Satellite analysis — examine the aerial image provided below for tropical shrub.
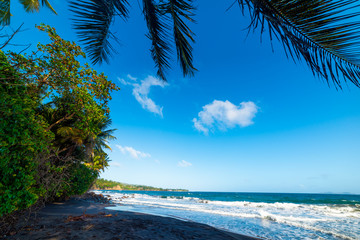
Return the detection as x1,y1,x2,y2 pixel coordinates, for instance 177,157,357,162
0,24,118,221
0,50,51,216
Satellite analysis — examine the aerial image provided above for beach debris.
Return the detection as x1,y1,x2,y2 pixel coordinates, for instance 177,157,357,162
65,214,93,222
65,212,114,222
73,192,111,203
82,224,95,230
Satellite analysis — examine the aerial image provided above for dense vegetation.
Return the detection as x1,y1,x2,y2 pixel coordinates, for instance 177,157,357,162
0,24,118,225
93,178,188,192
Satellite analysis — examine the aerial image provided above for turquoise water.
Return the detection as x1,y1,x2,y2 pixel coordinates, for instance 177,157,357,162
95,190,360,239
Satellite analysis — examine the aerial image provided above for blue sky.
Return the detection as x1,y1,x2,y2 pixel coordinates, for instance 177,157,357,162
7,1,360,193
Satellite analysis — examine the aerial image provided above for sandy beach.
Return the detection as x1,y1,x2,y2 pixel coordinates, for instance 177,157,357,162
5,197,260,240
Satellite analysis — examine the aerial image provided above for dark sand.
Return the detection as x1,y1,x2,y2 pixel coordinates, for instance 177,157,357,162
6,199,261,240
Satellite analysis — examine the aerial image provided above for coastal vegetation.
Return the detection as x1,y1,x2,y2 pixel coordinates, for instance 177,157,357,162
0,24,118,229
93,178,188,191
1,0,360,236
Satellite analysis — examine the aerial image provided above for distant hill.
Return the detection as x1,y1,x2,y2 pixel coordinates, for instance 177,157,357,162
92,178,188,192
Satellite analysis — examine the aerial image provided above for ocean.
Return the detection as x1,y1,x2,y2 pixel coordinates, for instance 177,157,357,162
93,190,360,240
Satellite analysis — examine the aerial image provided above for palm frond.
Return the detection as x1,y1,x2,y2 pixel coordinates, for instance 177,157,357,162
19,0,40,13
112,0,128,17
41,0,57,14
18,0,56,14
96,131,116,139
1,0,56,26
162,0,197,77
95,141,112,151
69,0,129,64
0,0,10,26
237,0,360,88
99,117,113,130
57,126,83,145
93,117,116,152
142,0,172,80
99,131,117,140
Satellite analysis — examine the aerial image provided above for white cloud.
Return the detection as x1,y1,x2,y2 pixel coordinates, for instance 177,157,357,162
127,74,137,81
118,75,167,117
116,145,151,159
110,162,122,168
177,160,192,167
193,100,258,134
154,159,160,164
193,118,209,135
118,77,130,86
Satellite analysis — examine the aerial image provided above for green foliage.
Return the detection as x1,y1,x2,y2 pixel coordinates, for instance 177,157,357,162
93,178,188,192
0,50,50,216
0,24,118,219
56,164,98,198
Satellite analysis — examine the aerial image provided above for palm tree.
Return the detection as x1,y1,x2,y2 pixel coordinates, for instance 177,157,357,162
235,0,360,89
94,117,117,152
84,117,117,171
41,102,116,170
68,0,197,81
82,117,117,160
2,0,360,88
0,0,56,25
69,0,360,88
51,115,116,164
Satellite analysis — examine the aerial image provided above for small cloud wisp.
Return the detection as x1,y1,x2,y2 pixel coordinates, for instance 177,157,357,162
118,75,167,117
177,160,192,167
116,145,151,159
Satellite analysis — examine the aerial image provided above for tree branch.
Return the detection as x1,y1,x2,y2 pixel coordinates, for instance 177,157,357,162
0,23,24,49
46,112,75,131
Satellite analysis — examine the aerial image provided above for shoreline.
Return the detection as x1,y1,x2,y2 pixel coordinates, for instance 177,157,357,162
6,197,261,240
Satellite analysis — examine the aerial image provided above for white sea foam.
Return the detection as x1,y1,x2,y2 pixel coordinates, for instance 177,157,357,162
94,191,360,240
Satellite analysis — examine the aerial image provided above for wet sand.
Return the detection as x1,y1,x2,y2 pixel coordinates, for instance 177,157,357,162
6,198,261,240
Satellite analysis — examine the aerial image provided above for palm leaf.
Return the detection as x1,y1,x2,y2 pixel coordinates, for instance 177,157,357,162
69,0,129,64
19,0,40,12
99,117,113,130
95,117,116,151
95,140,112,151
0,0,10,25
41,0,57,14
0,0,56,26
19,0,56,14
162,0,197,77
142,0,172,80
236,0,360,88
57,126,83,145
